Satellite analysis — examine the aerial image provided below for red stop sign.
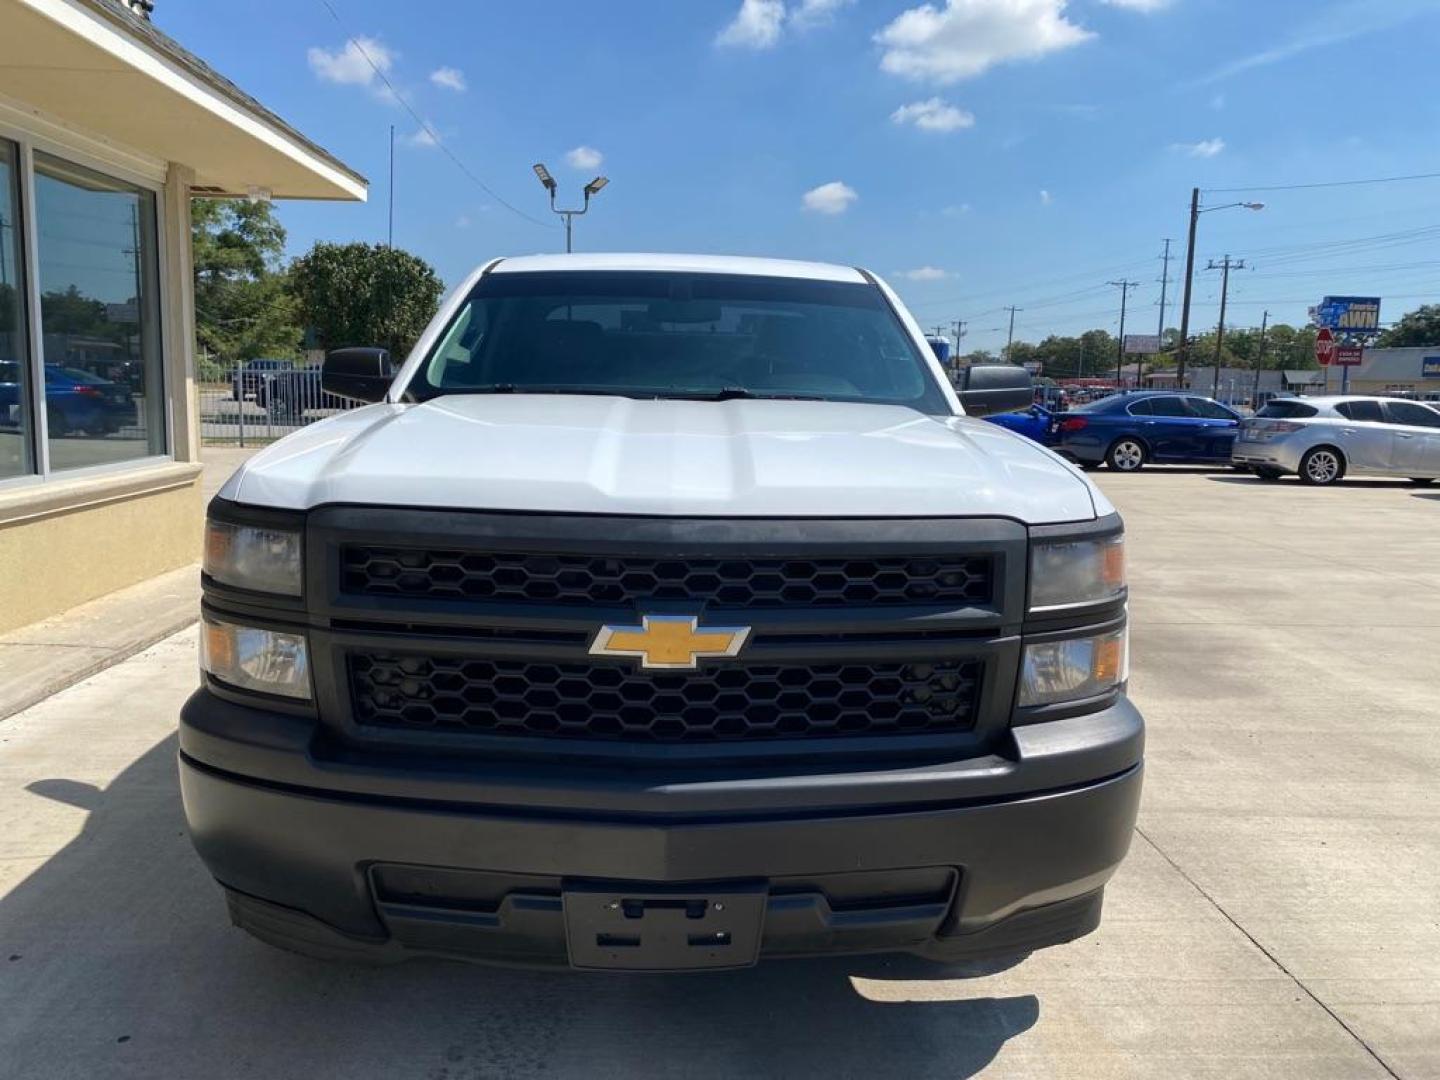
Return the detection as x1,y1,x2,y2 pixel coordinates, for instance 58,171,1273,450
1315,328,1336,366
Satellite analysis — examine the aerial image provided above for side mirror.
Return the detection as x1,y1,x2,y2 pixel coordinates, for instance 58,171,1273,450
955,364,1034,417
322,347,394,404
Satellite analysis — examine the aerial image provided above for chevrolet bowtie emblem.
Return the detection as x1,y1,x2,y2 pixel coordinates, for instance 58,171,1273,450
590,615,751,671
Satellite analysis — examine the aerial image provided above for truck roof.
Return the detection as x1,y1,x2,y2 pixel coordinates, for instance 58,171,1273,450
489,252,868,283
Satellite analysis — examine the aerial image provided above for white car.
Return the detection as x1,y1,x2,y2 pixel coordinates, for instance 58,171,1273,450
1234,395,1440,485
185,253,1144,971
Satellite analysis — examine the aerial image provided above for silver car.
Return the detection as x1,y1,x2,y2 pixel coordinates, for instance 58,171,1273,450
1233,395,1440,485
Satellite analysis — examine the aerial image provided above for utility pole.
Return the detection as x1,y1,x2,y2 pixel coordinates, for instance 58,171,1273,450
1177,188,1199,388
1252,309,1268,407
387,124,395,247
1003,306,1021,363
1206,255,1245,399
1156,238,1173,344
1108,280,1139,387
952,319,967,355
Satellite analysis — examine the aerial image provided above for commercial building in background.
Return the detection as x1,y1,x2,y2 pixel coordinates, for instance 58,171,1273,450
1340,347,1440,399
0,0,364,633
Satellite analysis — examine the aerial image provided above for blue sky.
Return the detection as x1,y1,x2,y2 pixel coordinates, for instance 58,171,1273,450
158,0,1440,354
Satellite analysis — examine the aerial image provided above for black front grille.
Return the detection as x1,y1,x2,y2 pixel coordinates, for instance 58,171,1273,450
340,548,993,609
349,652,982,743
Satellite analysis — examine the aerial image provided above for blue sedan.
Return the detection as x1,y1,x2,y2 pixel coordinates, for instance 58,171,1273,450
1053,391,1241,471
0,362,135,436
983,404,1055,445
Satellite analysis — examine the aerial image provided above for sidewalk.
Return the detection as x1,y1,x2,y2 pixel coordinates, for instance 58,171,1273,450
0,446,256,724
0,564,199,723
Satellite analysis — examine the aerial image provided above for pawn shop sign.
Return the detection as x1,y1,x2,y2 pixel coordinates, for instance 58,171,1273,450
1315,328,1336,366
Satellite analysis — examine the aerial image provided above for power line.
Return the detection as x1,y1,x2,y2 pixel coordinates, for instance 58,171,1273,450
317,0,555,230
1205,170,1440,195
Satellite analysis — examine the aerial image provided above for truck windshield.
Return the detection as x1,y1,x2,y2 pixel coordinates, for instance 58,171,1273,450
406,271,950,412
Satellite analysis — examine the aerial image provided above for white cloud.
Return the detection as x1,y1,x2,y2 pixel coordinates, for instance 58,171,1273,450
1190,0,1434,86
1174,137,1224,157
1039,188,1053,205
791,0,855,29
405,126,441,149
1100,0,1172,11
565,145,604,170
802,181,858,215
429,66,466,92
307,36,394,87
891,97,976,132
942,202,972,217
875,0,1094,84
899,266,950,281
716,0,786,48
1210,92,1226,110
455,214,472,229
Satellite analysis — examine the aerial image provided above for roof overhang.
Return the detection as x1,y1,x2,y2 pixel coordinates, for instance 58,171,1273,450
0,0,366,200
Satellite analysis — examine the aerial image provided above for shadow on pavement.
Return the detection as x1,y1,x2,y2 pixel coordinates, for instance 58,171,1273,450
1205,475,1436,489
1,735,1039,1079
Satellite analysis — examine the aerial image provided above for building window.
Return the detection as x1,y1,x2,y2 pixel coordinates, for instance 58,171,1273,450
0,137,31,480
34,153,164,469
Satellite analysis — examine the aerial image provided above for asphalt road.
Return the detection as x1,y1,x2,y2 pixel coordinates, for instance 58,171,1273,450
1,469,1436,1079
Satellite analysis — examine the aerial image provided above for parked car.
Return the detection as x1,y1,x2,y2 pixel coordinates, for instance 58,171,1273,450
185,252,1143,972
1233,395,1440,485
0,361,133,435
1053,390,1241,471
231,357,294,405
984,403,1055,444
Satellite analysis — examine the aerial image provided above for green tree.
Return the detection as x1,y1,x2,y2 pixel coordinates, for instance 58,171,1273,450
289,241,443,358
192,198,300,381
1377,304,1440,347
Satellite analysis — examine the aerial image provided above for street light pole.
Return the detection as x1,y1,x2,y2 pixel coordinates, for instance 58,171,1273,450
1156,237,1173,344
532,164,609,253
1252,309,1268,407
1108,280,1139,387
1177,189,1200,388
1176,190,1264,390
1003,306,1021,363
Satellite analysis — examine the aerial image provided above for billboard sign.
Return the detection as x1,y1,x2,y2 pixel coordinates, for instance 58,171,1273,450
1423,357,1440,378
1123,334,1161,355
1314,296,1381,332
1334,344,1363,367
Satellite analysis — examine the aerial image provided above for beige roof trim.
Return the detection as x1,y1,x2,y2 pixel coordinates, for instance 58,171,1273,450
10,0,367,200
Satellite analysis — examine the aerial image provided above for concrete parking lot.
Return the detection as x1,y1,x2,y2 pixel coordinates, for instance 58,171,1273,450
1,469,1436,1079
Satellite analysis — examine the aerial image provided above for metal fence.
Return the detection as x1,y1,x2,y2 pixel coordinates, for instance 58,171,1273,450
199,362,361,446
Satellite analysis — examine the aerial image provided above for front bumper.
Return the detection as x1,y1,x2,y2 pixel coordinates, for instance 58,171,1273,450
179,688,1143,969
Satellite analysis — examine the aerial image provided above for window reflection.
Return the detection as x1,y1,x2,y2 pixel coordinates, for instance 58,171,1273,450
35,154,164,469
0,138,30,479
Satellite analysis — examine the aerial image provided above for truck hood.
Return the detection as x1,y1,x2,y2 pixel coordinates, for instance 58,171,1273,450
219,396,1103,524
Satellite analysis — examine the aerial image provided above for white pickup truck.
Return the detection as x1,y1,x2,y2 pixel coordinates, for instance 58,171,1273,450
183,253,1142,971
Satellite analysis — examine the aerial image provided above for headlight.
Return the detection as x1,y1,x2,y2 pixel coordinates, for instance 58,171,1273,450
204,519,302,596
1030,533,1125,611
1018,626,1127,707
200,615,311,700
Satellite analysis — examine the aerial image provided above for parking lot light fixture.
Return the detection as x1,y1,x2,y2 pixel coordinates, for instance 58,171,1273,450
532,166,610,254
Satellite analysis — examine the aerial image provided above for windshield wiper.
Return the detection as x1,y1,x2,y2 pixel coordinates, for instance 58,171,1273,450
458,384,630,397
687,387,831,402
438,384,832,402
